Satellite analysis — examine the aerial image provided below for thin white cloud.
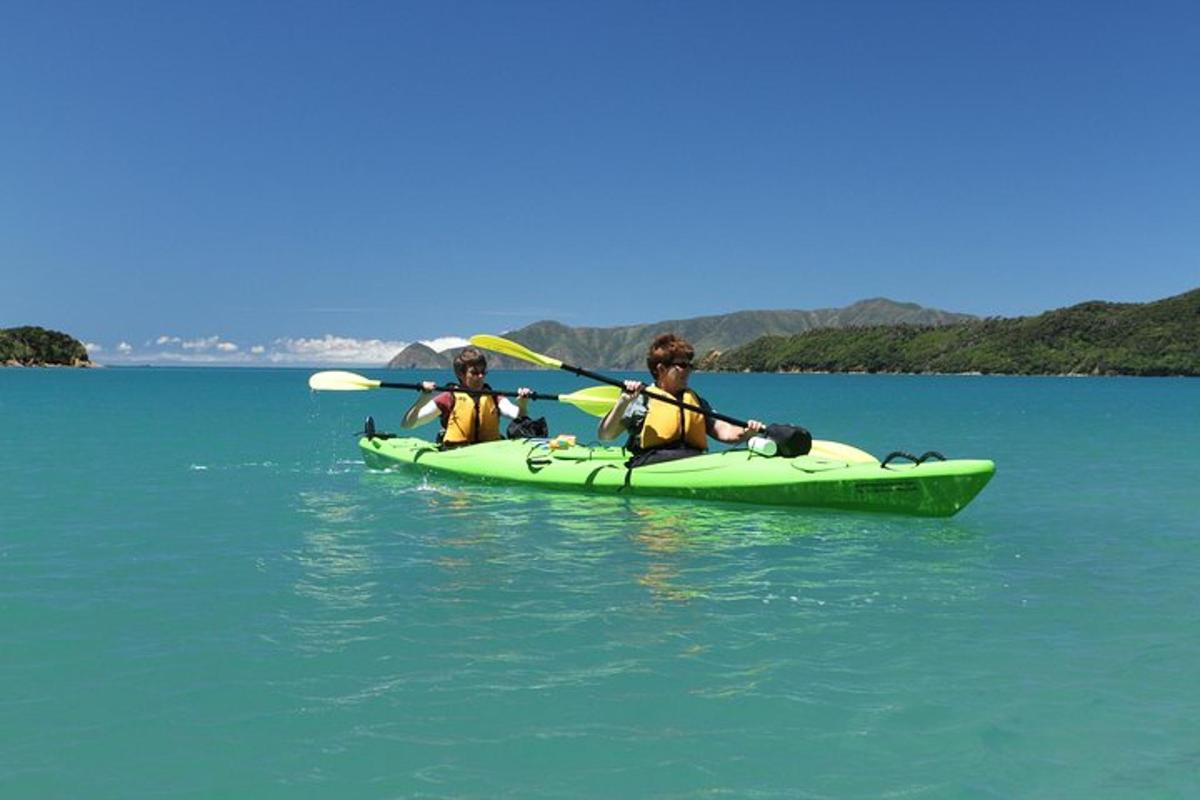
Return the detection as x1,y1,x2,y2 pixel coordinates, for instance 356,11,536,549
162,351,253,363
92,333,419,366
476,309,578,320
85,342,103,353
182,336,221,350
267,335,410,364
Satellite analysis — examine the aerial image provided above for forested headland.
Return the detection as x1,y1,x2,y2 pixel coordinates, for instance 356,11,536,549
1,326,91,367
702,289,1200,377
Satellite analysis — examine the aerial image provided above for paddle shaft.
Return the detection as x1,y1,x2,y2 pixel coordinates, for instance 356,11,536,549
553,364,752,428
378,380,566,402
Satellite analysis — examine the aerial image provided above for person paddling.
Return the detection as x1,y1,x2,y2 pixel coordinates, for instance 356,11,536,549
597,333,766,467
401,347,532,448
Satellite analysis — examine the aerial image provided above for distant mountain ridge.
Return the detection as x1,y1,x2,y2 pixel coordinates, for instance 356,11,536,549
385,342,539,371
705,288,1200,376
386,298,973,370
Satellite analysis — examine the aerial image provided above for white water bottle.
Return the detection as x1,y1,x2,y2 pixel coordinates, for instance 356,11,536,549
748,435,777,457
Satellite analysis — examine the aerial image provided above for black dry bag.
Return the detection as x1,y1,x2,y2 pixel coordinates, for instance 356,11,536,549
765,423,812,457
506,416,549,439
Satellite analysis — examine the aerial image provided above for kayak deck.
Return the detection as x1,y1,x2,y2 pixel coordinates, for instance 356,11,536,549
359,436,995,517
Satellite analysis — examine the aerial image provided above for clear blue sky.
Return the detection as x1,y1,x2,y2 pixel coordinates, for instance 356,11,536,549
3,0,1197,364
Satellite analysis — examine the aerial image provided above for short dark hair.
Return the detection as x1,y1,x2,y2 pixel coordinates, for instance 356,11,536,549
646,333,694,378
453,347,488,378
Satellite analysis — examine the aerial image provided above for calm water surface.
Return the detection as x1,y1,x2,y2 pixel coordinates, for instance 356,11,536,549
2,368,1197,798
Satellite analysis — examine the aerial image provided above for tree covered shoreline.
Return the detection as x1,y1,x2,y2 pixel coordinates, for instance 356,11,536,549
702,289,1200,377
1,326,91,367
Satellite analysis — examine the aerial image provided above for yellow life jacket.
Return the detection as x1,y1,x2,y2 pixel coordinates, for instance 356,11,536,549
639,386,708,452
442,390,501,446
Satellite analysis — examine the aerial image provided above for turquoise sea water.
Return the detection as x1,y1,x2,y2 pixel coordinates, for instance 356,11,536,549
3,367,1198,798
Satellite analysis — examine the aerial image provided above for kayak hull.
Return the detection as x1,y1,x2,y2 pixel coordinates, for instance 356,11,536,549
359,436,995,517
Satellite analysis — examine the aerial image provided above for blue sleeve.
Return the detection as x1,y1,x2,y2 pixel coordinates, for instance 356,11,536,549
699,396,717,434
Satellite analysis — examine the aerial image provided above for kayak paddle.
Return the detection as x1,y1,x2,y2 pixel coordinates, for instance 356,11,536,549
468,335,813,456
307,370,622,417
312,371,866,461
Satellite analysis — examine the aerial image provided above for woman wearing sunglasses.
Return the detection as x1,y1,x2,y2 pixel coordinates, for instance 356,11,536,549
597,333,765,467
401,347,532,448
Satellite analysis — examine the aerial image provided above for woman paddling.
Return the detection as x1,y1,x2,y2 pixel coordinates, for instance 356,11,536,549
597,333,765,467
401,347,532,448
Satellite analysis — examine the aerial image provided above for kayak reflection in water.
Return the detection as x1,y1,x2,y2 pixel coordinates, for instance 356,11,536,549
597,333,765,468
400,347,532,448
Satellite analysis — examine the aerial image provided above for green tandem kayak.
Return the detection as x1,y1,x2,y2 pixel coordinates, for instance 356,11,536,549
359,436,995,517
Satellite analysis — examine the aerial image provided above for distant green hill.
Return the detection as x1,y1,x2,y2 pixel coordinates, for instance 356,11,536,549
386,342,448,369
705,289,1200,376
0,326,90,366
388,299,974,371
385,342,539,372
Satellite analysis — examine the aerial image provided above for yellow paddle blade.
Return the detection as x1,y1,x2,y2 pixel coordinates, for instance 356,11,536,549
810,439,878,464
469,334,563,369
558,385,622,417
307,370,383,391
